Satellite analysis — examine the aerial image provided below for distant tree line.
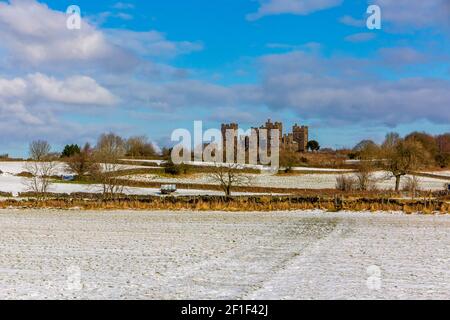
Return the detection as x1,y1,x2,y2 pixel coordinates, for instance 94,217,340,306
351,132,450,169
347,132,450,192
24,133,158,199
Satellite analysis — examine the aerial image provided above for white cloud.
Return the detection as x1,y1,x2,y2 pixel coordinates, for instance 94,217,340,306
0,0,201,73
111,47,450,128
345,32,376,42
0,73,117,127
208,107,265,123
378,47,426,66
247,0,449,30
339,15,365,28
253,50,450,126
116,79,236,111
106,30,203,58
266,42,322,52
372,0,450,31
0,0,137,71
27,73,118,106
0,101,43,125
112,2,135,10
247,0,343,21
89,11,134,25
0,77,27,98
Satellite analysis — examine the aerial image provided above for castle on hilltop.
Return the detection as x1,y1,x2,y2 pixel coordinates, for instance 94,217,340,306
221,119,309,152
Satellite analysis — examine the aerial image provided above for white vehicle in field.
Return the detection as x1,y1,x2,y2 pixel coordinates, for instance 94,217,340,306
160,184,177,195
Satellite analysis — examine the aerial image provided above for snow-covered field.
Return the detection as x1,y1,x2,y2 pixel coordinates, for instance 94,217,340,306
0,162,267,196
0,161,161,196
0,161,68,175
121,159,353,173
0,210,448,300
0,161,148,176
0,174,259,197
1,161,448,196
182,161,352,172
425,171,450,177
119,159,164,166
126,171,449,191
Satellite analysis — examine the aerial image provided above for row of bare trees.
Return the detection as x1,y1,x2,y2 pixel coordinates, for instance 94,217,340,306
352,132,450,168
65,133,157,199
338,132,438,193
24,134,157,199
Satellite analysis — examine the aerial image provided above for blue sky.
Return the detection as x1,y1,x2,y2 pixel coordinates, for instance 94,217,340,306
0,0,449,156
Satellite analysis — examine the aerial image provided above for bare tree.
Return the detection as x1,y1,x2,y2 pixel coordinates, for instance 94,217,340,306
125,135,156,158
355,165,374,191
29,140,51,161
402,175,420,199
92,133,127,199
96,133,126,158
209,163,251,197
66,143,99,177
382,132,401,149
354,142,379,191
336,175,356,191
382,138,430,192
23,161,58,198
24,143,57,198
92,167,125,199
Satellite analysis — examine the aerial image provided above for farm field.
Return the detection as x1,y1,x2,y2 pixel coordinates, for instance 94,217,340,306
0,174,266,197
1,161,448,197
0,210,448,300
425,171,450,177
125,171,449,191
0,162,256,196
0,161,150,175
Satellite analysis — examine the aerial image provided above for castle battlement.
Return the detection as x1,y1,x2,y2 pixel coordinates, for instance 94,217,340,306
221,120,309,152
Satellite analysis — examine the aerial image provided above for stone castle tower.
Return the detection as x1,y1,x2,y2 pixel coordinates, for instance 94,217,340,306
260,119,283,150
221,123,239,161
292,124,309,152
221,123,238,139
